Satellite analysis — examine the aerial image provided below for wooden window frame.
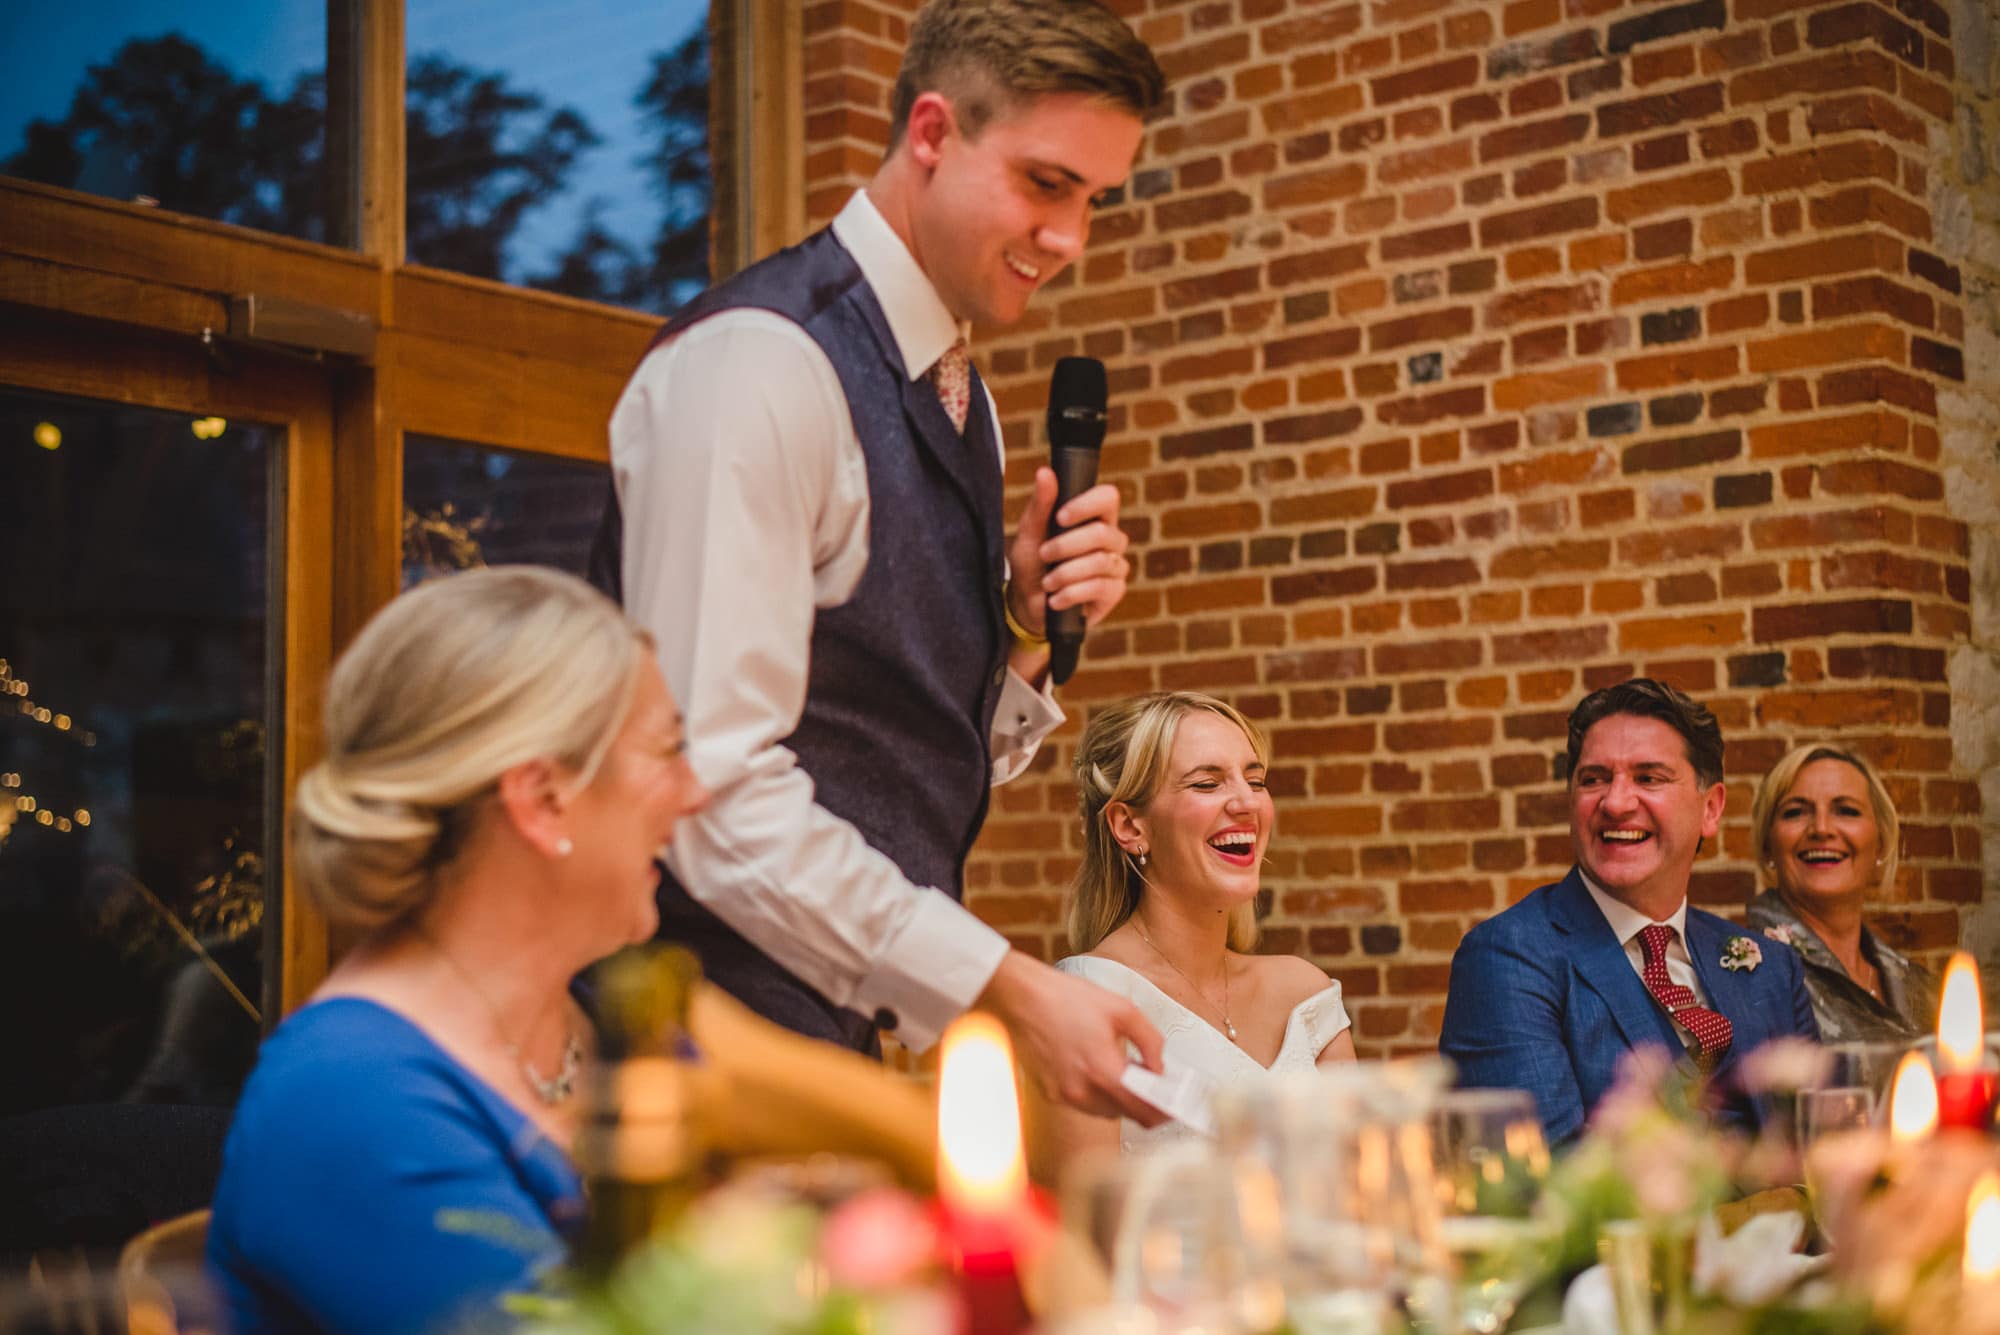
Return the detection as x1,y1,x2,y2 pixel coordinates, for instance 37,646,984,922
0,298,338,1022
0,0,797,1011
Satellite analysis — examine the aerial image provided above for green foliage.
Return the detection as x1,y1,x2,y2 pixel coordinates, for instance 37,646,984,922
1678,1296,1894,1335
523,1198,872,1335
1541,1056,1735,1280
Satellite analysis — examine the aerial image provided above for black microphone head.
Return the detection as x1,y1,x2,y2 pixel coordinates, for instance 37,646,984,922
1047,356,1108,452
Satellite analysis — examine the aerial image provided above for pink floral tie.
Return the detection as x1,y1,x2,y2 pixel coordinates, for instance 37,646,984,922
927,338,971,433
1637,924,1734,1070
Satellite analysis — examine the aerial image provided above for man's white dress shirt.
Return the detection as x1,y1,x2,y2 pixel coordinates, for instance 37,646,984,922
1580,872,1713,1049
608,190,1063,1051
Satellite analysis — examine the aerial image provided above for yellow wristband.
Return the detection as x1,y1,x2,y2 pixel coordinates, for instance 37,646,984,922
1003,587,1047,647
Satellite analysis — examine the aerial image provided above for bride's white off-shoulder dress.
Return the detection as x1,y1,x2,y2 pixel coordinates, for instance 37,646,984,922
1054,954,1352,1154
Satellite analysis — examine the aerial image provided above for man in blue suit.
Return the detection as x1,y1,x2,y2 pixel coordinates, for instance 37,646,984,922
1440,678,1818,1146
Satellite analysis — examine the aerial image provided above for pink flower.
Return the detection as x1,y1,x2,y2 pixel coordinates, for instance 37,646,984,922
1761,924,1799,948
1590,1048,1674,1138
820,1188,940,1291
1738,1037,1832,1095
1628,1132,1699,1216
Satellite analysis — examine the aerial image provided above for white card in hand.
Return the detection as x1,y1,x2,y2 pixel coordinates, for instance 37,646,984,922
1119,1062,1218,1137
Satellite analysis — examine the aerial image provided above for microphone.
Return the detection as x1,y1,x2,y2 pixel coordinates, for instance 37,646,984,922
1044,356,1107,686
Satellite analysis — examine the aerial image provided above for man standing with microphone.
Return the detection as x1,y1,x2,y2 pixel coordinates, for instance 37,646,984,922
595,0,1167,1127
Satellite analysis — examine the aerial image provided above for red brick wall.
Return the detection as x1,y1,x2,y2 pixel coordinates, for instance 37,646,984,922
801,0,1981,1057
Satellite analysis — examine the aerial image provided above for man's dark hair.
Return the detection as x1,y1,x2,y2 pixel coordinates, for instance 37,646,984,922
1566,678,1725,789
887,0,1168,152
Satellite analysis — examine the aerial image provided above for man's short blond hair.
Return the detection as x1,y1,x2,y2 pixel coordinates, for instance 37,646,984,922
888,0,1168,150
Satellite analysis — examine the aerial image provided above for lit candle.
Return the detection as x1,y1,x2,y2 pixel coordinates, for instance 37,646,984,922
1965,1172,2000,1332
1889,1050,1940,1146
1935,953,1998,1134
937,1012,1032,1335
1967,1172,2000,1283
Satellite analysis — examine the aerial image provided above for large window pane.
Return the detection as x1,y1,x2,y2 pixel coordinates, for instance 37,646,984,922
0,4,329,243
402,435,609,586
0,388,278,1121
404,0,711,314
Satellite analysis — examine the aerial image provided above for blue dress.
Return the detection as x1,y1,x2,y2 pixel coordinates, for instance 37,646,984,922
207,998,584,1335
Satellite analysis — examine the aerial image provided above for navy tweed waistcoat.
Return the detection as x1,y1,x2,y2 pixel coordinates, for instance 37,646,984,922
590,226,1012,1051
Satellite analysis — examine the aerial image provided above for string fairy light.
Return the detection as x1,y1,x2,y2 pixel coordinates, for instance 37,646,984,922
0,775,91,847
0,660,97,747
0,659,259,1025
0,658,99,849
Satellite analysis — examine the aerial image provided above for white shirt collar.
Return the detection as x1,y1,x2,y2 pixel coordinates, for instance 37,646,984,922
1579,869,1689,948
831,189,968,382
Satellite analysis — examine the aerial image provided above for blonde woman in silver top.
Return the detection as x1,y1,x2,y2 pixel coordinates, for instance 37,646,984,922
1746,742,1931,1043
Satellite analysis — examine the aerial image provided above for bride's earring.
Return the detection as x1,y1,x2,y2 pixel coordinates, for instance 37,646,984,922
1130,845,1148,869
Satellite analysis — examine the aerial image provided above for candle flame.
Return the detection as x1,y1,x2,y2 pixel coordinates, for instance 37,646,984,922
1967,1173,2000,1283
1889,1050,1939,1144
936,1012,1026,1211
1937,952,1986,1075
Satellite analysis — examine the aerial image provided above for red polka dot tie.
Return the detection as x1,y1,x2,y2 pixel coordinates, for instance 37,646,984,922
928,338,971,433
1637,923,1733,1070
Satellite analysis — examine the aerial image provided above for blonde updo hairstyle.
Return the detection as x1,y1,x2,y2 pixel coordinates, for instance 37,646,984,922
1066,691,1268,955
291,566,652,930
1750,742,1901,900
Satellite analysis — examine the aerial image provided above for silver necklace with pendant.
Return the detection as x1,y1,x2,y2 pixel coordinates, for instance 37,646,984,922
1133,921,1238,1042
515,1033,584,1107
420,930,584,1106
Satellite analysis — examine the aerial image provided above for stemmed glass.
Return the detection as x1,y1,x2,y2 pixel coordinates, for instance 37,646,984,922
1052,1144,1276,1334
1214,1062,1455,1335
1797,1085,1875,1146
1429,1089,1557,1335
1797,1083,1877,1232
1821,1040,1909,1122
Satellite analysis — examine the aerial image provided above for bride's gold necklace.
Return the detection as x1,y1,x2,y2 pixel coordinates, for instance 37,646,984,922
1132,921,1237,1043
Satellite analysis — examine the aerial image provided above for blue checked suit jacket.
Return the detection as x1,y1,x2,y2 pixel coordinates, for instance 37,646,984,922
1439,868,1820,1147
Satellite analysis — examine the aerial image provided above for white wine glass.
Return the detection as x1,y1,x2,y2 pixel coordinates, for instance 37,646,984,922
1054,1145,1273,1333
1821,1040,1908,1122
1798,1083,1877,1233
1430,1089,1556,1335
1797,1084,1874,1147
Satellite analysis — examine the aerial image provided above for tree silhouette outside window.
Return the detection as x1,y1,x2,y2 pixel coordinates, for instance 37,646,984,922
3,27,710,314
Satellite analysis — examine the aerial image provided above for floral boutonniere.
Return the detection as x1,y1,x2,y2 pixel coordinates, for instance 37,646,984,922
1760,923,1799,949
1721,936,1764,972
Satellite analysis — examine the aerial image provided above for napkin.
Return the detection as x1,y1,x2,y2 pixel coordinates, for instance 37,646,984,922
1561,1209,1827,1334
1119,1063,1217,1137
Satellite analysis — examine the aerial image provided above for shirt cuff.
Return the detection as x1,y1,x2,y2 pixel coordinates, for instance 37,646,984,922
990,668,1064,785
852,890,1011,1053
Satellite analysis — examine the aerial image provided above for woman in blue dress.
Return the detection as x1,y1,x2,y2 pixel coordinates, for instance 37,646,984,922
207,566,707,1335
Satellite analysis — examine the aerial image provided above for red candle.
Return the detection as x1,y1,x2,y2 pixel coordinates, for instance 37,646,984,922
1938,1070,2000,1133
937,1013,1035,1335
1933,953,1996,1134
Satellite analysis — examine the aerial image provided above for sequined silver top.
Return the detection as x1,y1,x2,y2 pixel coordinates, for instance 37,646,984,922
1744,889,1932,1044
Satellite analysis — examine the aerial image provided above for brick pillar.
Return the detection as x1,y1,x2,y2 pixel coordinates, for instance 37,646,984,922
1933,0,2000,969
800,0,1982,1057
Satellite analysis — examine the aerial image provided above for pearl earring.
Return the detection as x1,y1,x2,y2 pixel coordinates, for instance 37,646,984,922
1135,848,1148,868
555,837,574,857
